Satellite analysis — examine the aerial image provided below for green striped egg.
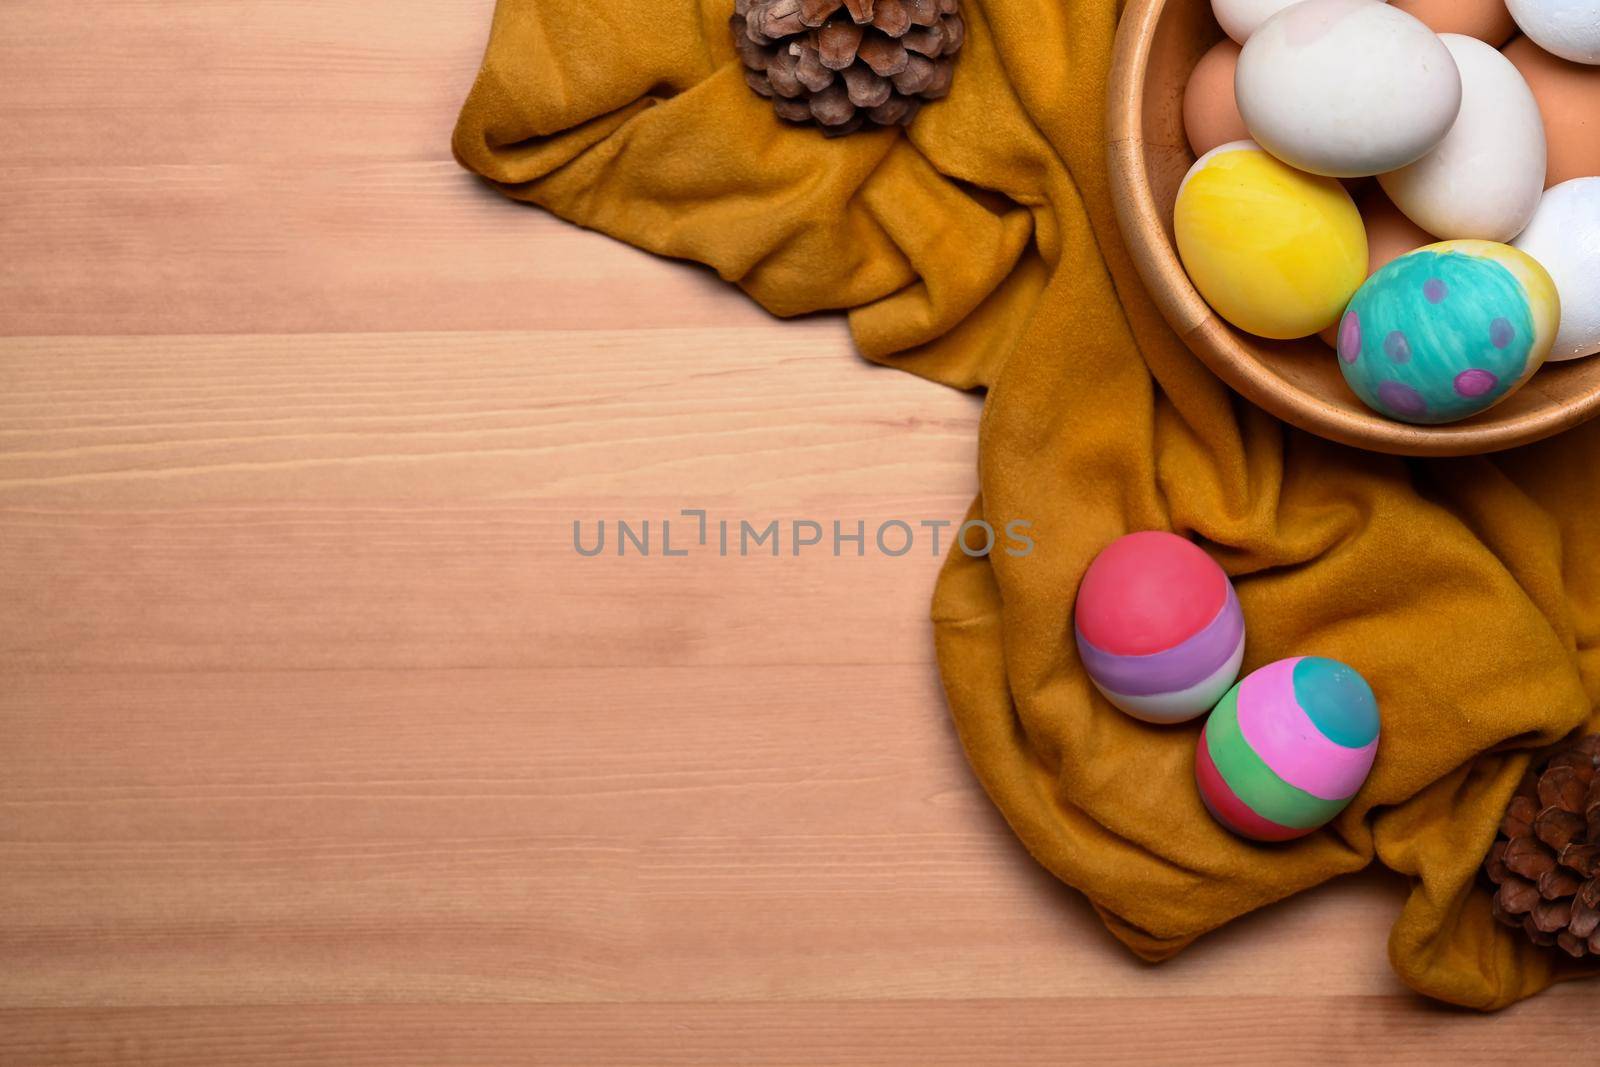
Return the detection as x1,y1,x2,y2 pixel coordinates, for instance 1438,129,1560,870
1196,657,1380,842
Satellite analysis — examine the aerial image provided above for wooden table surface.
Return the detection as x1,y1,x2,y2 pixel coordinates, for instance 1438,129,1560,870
0,2,1590,1062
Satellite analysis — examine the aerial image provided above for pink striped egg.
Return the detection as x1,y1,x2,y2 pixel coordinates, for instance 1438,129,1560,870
1074,532,1246,724
1197,657,1381,841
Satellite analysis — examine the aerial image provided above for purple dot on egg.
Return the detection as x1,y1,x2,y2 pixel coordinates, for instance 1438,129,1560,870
1383,330,1411,364
1337,311,1361,364
1423,278,1448,304
1454,369,1499,398
1490,317,1515,349
1377,380,1428,418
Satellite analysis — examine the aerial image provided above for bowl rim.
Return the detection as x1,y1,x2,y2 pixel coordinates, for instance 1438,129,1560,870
1106,0,1600,457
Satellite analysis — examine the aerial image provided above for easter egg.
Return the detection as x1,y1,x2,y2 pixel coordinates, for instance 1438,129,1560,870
1378,35,1546,242
1183,39,1249,156
1335,240,1560,423
1074,531,1245,725
1175,141,1367,339
1392,0,1517,45
1506,0,1600,64
1513,178,1600,360
1196,657,1380,842
1504,35,1600,187
1235,0,1462,178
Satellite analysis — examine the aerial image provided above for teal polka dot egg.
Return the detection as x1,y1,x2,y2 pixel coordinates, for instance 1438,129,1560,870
1334,240,1561,425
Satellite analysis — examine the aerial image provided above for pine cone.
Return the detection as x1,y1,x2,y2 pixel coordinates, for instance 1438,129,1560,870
731,0,964,137
1483,734,1600,959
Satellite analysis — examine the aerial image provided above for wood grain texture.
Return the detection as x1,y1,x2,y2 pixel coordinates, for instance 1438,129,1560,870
1,999,1592,1066
0,1,1589,1063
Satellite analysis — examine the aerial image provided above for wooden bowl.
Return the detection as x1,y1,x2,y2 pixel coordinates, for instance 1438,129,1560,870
1107,0,1600,456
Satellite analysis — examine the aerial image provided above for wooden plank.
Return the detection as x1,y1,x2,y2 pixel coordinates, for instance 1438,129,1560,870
0,167,783,336
1,997,1592,1066
0,328,971,499
0,0,495,166
0,329,978,671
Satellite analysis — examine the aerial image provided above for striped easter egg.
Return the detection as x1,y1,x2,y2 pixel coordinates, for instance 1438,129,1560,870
1073,531,1246,724
1196,657,1381,842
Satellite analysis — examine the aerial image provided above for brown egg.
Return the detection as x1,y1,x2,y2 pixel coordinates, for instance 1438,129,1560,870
1183,39,1248,158
1504,35,1600,188
1357,186,1438,271
1319,187,1436,346
1391,0,1516,45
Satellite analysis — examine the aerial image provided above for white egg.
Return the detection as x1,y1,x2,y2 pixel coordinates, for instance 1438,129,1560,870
1506,0,1600,65
1513,178,1600,361
1378,35,1546,243
1235,0,1462,178
1212,0,1329,43
1213,0,1292,44
1212,0,1391,44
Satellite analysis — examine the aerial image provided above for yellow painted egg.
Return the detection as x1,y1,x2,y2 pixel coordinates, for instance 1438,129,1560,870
1175,141,1368,339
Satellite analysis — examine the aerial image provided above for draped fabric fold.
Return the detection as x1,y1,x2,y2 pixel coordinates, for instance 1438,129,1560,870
454,0,1600,1008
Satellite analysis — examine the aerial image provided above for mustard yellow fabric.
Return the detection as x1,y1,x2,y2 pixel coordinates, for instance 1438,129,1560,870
454,0,1600,1009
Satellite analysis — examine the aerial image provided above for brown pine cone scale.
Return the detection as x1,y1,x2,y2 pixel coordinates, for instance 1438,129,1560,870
733,0,963,136
1484,734,1600,958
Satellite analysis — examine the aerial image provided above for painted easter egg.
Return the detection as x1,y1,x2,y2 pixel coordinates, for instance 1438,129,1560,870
1513,178,1600,361
1175,141,1367,339
1378,34,1546,243
1235,0,1462,178
1074,531,1245,725
1335,240,1560,423
1507,0,1600,64
1196,657,1380,842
